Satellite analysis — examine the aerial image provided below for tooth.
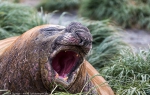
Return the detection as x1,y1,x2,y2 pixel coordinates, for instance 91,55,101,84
63,77,68,81
76,54,78,57
74,73,76,77
77,68,79,73
55,73,59,78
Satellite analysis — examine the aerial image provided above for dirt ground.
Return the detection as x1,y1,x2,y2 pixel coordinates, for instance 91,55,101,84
20,0,40,6
20,0,150,52
121,30,150,52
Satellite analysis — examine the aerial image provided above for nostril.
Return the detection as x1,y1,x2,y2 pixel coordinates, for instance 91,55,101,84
76,31,92,40
79,39,90,47
76,31,84,39
79,39,84,46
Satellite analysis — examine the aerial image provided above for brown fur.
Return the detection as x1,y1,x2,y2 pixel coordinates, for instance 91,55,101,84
0,25,114,95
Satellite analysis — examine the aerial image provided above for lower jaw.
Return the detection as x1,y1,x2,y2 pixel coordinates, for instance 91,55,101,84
41,61,79,91
53,67,80,88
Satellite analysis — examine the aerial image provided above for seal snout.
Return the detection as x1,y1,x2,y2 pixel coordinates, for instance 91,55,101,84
66,22,93,51
55,22,92,54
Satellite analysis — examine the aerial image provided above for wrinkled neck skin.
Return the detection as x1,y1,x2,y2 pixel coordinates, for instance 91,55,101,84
0,24,98,94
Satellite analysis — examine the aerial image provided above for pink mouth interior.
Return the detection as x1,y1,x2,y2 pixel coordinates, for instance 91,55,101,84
52,51,79,77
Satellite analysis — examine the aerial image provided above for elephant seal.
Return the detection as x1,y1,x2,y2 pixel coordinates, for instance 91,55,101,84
0,22,114,95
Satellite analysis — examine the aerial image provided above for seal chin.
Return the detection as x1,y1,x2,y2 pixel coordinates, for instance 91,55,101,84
51,50,83,87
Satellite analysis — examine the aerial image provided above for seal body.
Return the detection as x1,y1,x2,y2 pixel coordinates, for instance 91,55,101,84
0,22,98,94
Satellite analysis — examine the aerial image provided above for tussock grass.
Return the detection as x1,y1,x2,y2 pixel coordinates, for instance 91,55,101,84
37,0,80,12
0,1,49,40
138,0,150,4
79,0,127,20
100,49,150,95
0,28,13,40
79,0,150,30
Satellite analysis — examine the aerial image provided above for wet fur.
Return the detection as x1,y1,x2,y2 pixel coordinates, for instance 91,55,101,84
0,25,114,95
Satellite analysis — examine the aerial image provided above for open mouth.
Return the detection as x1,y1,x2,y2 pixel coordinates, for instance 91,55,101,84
51,50,82,82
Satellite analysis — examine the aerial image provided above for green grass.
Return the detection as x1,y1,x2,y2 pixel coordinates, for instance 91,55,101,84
0,1,49,40
79,0,150,30
0,28,13,40
100,49,150,95
79,0,128,20
137,0,150,4
37,0,80,12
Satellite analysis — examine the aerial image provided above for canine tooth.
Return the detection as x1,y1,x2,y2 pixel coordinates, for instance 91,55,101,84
77,68,79,73
74,73,76,77
55,73,59,78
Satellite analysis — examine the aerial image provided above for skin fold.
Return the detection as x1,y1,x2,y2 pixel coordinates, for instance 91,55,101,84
0,23,114,95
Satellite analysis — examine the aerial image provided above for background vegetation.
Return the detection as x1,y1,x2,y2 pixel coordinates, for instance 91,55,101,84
36,0,150,30
0,1,48,39
100,49,150,94
0,0,150,95
37,0,80,12
79,0,150,30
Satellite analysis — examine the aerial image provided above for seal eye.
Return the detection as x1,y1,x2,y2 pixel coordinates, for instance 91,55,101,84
40,27,64,37
51,50,80,78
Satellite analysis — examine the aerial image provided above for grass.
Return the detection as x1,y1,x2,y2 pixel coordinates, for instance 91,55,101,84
37,0,80,12
138,0,150,4
79,0,150,30
100,49,150,95
0,28,13,40
79,0,127,20
0,1,49,40
36,0,150,30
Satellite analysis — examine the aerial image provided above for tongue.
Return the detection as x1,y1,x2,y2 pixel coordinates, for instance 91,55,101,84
52,51,79,77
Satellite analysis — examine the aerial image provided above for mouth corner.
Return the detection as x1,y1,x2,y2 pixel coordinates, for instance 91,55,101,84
51,50,83,85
